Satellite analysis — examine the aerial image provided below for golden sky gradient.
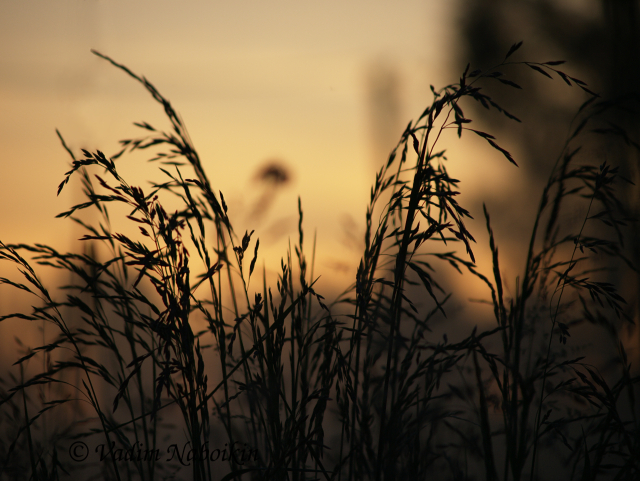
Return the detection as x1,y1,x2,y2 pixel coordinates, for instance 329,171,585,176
0,0,567,316
1,1,465,292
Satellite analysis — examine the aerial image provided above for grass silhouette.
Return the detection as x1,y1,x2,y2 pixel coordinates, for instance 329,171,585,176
1,42,639,481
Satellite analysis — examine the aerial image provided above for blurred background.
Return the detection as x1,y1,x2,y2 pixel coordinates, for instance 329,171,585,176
0,0,456,296
1,0,638,351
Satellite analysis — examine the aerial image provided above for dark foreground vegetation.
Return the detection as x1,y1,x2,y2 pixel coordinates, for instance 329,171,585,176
1,43,639,481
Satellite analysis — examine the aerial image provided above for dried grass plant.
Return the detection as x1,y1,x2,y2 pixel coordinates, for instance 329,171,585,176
1,42,639,481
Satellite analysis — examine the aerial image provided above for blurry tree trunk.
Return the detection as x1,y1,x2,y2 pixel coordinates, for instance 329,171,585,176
457,0,640,356
602,0,640,354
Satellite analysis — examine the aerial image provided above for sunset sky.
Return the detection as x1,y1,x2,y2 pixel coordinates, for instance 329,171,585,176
0,0,580,311
1,1,459,287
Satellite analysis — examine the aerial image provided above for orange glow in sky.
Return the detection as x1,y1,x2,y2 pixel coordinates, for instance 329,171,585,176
0,1,464,295
1,0,555,322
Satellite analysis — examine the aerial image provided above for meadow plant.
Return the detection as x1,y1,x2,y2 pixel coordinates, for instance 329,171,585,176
1,42,639,481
